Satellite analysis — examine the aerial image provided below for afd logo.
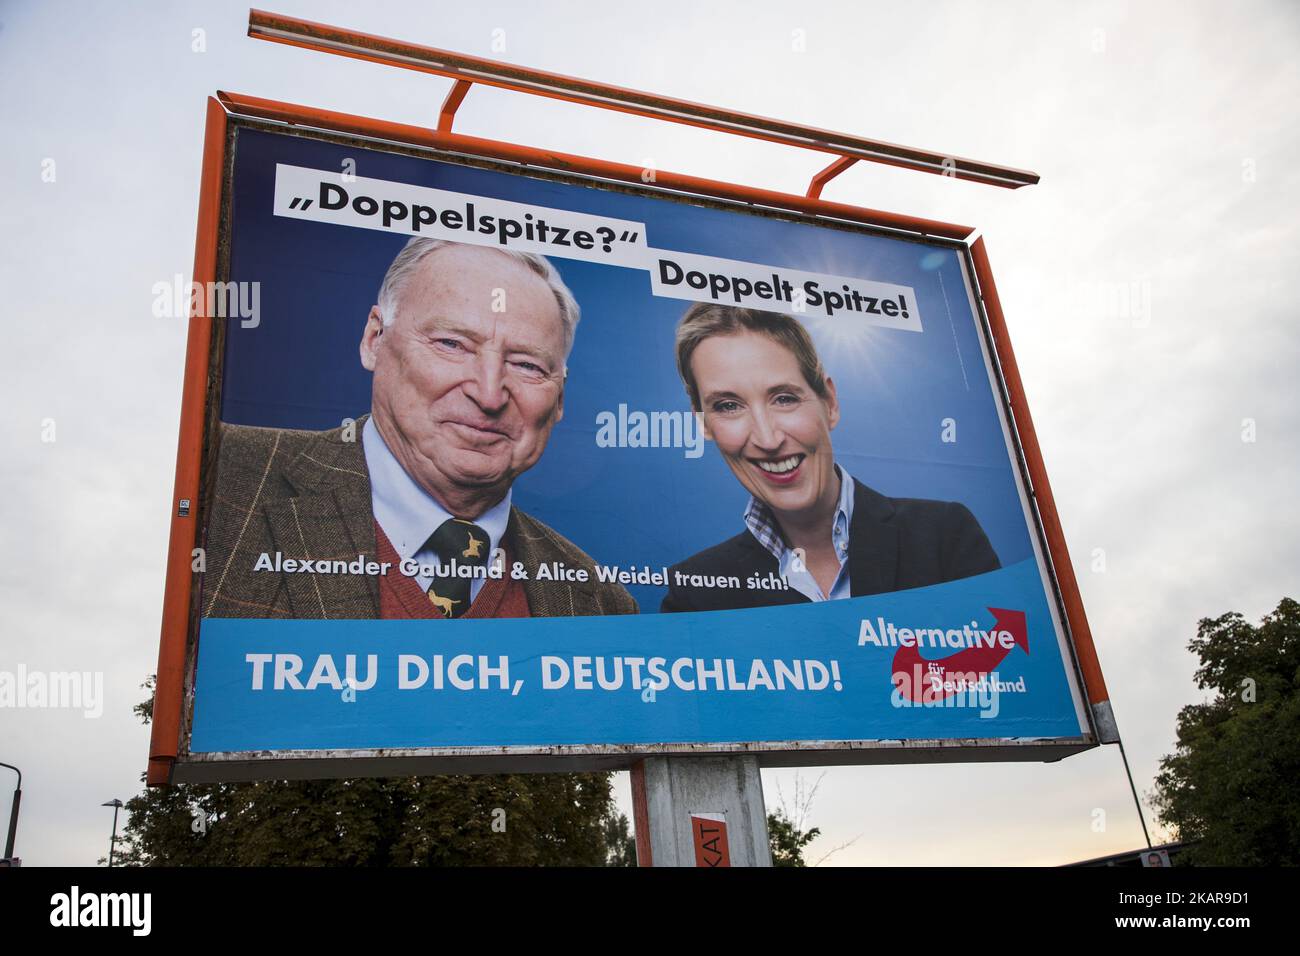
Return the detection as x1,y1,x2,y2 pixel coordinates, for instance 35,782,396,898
858,608,1029,709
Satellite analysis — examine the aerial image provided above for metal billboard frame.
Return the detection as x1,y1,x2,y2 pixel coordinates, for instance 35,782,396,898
148,13,1112,785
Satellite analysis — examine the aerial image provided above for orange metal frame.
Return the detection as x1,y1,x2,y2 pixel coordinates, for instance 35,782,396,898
148,13,1107,785
246,9,1039,193
149,97,225,787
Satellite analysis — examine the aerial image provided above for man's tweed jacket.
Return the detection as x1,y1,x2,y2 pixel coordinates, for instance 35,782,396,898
201,416,637,619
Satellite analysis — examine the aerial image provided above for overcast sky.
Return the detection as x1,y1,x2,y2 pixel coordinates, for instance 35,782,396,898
1,0,1297,866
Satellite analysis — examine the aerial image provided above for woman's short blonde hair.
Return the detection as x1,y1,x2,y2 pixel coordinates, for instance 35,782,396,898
675,303,829,411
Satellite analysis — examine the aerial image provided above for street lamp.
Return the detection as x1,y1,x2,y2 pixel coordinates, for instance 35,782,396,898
0,762,20,862
102,799,124,867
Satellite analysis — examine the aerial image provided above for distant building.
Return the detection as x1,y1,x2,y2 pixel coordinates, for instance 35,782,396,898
1064,841,1194,867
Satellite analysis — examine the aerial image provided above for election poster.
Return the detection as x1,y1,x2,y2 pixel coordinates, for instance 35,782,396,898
160,106,1100,780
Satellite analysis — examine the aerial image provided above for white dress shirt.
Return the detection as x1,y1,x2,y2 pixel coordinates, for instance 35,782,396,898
742,463,856,602
362,417,511,602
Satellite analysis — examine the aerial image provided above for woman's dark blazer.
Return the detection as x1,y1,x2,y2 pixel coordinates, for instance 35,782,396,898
660,479,1001,613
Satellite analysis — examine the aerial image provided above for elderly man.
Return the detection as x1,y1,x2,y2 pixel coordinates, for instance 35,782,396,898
201,238,635,620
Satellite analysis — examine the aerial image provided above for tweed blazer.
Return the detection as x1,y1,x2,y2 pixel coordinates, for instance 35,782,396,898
201,416,637,619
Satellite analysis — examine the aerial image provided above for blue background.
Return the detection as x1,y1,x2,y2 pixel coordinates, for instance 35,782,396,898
222,128,1034,614
191,560,1085,751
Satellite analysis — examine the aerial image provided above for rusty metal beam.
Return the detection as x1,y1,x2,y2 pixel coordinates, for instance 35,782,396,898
216,90,978,241
437,77,472,133
807,155,859,199
247,8,1040,190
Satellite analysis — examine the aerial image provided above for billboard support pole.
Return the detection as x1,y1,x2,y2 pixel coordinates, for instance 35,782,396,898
0,762,20,861
631,756,772,867
1117,738,1154,848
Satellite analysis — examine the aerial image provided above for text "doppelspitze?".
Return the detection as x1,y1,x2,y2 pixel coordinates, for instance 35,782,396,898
273,165,922,331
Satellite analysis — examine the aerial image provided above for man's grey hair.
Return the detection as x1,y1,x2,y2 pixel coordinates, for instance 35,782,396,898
375,237,580,361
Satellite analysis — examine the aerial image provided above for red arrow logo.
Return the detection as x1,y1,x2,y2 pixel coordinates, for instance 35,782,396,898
891,607,1028,703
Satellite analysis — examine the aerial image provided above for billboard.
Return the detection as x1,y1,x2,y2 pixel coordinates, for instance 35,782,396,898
155,98,1104,782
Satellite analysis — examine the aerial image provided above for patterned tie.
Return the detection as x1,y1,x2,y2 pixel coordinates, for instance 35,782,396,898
423,518,491,618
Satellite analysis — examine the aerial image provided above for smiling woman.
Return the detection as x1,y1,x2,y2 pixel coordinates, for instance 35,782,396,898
660,303,1002,613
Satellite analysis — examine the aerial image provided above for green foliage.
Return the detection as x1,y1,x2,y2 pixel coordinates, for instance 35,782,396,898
767,808,820,867
116,679,621,866
1151,597,1300,866
602,810,637,867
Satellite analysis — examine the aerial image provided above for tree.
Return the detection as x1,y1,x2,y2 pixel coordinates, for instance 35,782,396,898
113,678,622,866
767,807,820,867
1151,597,1300,866
602,810,637,866
765,771,858,866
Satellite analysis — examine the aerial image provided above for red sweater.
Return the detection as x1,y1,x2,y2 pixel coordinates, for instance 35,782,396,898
375,521,531,619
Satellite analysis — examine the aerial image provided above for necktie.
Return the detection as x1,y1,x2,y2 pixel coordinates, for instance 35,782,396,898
423,518,491,618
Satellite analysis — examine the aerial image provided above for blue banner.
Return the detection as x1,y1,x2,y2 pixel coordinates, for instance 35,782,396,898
193,560,1084,751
